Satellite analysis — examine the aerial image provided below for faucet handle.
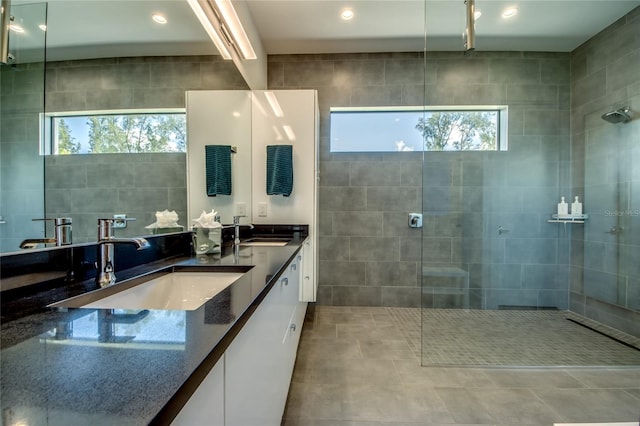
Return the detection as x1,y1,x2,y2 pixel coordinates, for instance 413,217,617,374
31,218,73,246
97,217,136,240
98,217,136,229
33,217,72,226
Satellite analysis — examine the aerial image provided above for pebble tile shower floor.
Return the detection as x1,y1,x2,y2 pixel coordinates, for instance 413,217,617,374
391,308,640,366
282,306,640,426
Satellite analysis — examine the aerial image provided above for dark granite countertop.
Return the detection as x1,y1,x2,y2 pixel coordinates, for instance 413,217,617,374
0,240,304,425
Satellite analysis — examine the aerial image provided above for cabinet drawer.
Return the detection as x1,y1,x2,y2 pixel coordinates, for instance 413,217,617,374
283,302,307,346
281,266,299,307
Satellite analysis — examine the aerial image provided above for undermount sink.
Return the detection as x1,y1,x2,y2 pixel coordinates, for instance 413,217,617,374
50,271,246,311
239,237,291,247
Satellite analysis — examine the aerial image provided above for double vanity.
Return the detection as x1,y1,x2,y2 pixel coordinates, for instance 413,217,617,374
0,229,309,425
1,88,318,425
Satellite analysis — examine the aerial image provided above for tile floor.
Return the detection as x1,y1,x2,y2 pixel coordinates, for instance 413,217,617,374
282,306,640,426
388,308,640,366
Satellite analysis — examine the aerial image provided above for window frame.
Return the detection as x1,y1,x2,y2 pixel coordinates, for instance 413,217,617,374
41,108,186,155
329,105,508,153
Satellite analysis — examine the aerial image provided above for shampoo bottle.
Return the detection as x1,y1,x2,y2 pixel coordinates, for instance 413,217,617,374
557,197,569,217
571,196,582,216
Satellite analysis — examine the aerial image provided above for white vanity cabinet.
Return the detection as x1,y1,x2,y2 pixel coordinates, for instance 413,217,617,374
225,251,306,426
251,90,318,303
169,248,307,425
283,251,306,366
171,355,224,426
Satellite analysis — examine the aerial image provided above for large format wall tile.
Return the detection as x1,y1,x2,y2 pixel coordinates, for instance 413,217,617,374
570,7,640,335
45,153,186,243
270,50,572,307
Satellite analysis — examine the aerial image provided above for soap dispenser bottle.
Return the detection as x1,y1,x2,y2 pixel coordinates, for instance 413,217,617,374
571,196,582,216
557,197,569,217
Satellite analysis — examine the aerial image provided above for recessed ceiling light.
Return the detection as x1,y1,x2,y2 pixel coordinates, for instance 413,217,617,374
501,7,518,18
341,8,354,21
38,24,47,31
152,13,167,24
474,10,482,20
9,24,24,33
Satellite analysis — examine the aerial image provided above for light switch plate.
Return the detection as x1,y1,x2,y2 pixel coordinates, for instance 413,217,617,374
258,202,268,217
236,202,246,217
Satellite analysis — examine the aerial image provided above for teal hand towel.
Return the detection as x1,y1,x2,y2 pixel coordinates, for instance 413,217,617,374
205,145,232,196
266,145,293,197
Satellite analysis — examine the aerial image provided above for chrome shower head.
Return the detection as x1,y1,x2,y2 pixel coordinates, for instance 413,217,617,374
601,106,632,124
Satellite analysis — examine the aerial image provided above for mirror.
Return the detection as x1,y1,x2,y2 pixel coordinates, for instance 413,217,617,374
0,1,249,253
0,2,47,253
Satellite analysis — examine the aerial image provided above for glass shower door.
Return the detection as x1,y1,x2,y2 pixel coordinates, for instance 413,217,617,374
420,145,575,367
418,52,573,366
419,63,638,366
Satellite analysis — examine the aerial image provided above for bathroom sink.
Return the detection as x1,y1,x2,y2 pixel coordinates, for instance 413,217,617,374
50,271,245,311
239,237,291,247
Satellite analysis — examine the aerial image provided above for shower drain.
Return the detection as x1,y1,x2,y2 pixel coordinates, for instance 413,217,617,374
566,318,640,352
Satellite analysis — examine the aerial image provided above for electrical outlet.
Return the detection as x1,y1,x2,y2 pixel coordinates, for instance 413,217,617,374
258,202,268,217
113,214,127,228
236,202,246,217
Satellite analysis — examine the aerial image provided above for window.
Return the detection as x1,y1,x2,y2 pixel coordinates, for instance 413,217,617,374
330,106,507,153
46,110,186,155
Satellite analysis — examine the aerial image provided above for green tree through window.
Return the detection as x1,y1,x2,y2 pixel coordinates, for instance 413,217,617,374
415,111,497,151
53,113,186,154
56,119,81,154
330,107,504,152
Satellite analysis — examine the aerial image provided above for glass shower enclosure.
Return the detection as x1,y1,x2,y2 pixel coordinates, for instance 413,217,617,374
419,49,640,367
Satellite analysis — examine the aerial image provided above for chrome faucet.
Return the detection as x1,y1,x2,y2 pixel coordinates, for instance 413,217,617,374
20,217,73,249
232,215,254,245
96,218,150,287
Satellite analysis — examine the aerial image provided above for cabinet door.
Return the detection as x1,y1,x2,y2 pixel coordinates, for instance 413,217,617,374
282,253,307,386
300,239,316,302
280,256,301,330
171,355,224,426
225,280,288,426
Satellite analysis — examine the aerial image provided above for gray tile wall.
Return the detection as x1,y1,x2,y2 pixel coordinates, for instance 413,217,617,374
45,55,247,112
43,56,248,243
268,51,571,309
45,153,186,242
570,7,640,337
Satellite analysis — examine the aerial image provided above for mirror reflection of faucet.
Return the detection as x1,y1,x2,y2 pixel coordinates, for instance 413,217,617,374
96,218,150,287
230,215,254,245
98,309,150,343
20,217,73,249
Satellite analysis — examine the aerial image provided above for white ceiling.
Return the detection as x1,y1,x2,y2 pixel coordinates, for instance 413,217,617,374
8,0,640,62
